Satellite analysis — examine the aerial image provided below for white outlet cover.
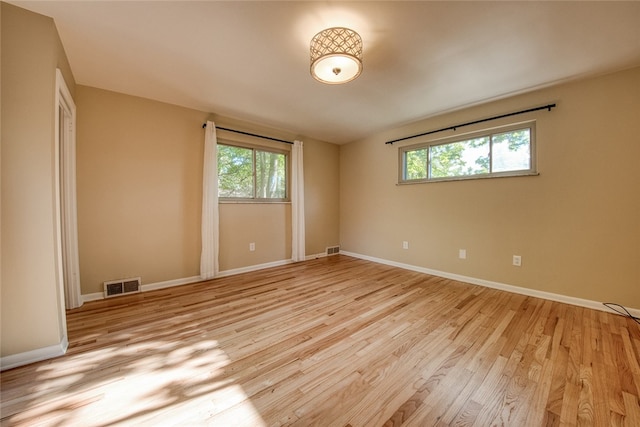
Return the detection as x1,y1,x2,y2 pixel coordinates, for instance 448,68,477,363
402,241,409,249
459,249,466,259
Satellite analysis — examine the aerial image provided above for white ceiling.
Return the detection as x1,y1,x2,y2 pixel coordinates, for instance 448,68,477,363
9,1,640,144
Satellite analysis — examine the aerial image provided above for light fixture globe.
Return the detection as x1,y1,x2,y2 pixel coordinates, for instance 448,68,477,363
310,27,363,84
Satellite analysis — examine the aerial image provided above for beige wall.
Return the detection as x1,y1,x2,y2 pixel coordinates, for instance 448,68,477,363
76,86,340,295
219,203,291,271
1,3,76,357
76,86,208,294
304,136,341,256
340,66,640,310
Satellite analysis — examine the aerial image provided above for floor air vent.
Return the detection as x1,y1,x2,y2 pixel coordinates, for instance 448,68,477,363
326,246,340,256
104,277,141,298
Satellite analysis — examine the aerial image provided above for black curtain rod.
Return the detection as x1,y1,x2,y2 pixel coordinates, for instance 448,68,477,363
385,103,556,145
202,123,293,145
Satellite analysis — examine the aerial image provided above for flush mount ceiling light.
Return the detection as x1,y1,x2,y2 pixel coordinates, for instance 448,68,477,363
310,27,363,84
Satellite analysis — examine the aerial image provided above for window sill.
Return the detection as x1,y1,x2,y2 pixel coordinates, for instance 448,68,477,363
397,171,539,185
219,199,291,204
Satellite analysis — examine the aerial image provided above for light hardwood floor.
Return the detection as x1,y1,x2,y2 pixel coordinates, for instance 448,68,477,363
1,255,639,426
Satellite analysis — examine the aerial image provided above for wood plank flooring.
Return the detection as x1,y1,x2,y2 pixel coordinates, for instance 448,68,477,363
1,255,639,426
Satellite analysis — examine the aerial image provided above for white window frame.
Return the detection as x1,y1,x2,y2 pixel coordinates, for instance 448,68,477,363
217,140,290,203
399,121,537,184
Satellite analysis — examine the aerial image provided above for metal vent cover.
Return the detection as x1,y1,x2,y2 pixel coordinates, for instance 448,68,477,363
326,246,340,256
104,277,141,298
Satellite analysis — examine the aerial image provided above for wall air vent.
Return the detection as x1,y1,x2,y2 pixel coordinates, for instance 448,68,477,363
104,277,141,298
326,246,340,256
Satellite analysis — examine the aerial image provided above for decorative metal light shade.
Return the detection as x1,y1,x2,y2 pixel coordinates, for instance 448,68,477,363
310,27,363,84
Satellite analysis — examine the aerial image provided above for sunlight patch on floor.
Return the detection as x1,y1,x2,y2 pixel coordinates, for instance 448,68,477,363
9,338,266,426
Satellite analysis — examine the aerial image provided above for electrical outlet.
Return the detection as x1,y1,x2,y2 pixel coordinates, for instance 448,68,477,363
459,249,467,259
513,255,522,267
402,241,409,250
249,242,255,252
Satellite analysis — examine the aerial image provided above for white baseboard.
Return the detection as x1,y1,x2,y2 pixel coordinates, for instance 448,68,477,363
82,291,104,303
1,336,68,372
340,250,640,318
142,275,202,292
216,259,294,278
81,260,295,302
82,276,202,302
305,252,328,260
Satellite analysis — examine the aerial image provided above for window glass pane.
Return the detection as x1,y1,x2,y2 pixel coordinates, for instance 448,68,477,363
404,148,428,180
218,145,253,197
256,150,286,198
491,129,531,172
430,137,490,178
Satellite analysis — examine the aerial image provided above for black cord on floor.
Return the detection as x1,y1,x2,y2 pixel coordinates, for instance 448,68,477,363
603,302,640,325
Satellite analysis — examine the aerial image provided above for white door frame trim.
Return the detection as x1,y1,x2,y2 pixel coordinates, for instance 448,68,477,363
55,68,82,315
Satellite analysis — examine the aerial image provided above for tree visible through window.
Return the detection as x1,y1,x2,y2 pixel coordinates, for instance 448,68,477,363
218,143,287,200
256,150,286,198
400,124,535,183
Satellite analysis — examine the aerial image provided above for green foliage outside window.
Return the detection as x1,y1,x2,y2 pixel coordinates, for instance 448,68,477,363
256,150,286,199
430,137,490,178
491,130,531,172
405,148,428,180
402,127,533,182
218,145,253,197
218,144,287,199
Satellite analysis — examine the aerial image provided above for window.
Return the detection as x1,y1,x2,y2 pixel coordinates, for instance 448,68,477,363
218,143,288,201
400,123,536,183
